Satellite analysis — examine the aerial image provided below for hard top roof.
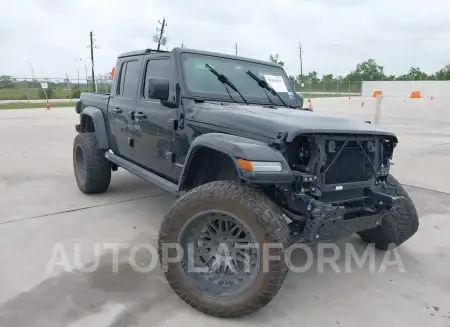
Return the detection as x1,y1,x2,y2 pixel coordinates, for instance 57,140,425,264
117,47,282,68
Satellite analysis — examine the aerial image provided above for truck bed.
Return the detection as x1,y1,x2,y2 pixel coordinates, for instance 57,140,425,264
80,92,110,113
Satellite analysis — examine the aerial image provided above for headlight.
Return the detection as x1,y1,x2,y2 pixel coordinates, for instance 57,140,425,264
236,158,283,172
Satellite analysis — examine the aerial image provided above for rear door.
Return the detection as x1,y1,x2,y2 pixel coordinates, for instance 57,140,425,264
133,56,178,179
108,57,143,159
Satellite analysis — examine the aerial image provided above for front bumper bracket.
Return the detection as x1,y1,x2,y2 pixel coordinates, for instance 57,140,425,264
290,190,404,244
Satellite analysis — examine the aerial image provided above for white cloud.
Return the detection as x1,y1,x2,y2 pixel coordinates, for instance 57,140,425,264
0,0,449,79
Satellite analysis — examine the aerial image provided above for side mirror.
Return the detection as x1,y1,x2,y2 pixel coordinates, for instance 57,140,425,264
147,77,169,101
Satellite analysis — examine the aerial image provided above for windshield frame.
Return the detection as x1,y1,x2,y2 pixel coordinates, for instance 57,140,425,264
178,51,301,107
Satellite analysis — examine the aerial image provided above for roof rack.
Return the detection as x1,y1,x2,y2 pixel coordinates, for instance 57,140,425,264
118,48,171,58
145,48,170,54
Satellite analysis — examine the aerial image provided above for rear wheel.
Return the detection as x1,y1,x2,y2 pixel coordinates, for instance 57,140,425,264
358,175,419,250
158,181,290,317
73,133,111,194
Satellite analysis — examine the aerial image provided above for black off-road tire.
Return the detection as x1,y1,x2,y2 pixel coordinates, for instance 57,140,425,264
358,175,419,250
73,133,111,194
158,181,290,318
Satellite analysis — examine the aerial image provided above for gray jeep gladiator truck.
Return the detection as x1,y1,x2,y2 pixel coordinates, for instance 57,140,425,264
73,47,418,318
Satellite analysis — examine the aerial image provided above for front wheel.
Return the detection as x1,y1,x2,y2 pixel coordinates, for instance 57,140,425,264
73,133,111,194
358,175,419,250
158,181,290,318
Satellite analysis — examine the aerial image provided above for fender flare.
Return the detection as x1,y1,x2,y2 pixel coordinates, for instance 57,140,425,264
80,107,109,150
178,133,293,190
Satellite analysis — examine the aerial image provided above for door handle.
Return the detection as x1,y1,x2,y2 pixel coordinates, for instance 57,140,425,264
111,107,122,114
134,112,147,120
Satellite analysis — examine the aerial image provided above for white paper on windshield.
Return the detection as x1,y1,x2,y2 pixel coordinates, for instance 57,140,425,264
264,75,288,93
194,63,214,70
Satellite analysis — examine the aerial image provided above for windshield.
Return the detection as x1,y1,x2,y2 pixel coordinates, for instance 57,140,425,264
180,53,301,107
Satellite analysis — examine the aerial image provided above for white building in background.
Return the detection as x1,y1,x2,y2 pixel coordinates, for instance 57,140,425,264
362,81,450,99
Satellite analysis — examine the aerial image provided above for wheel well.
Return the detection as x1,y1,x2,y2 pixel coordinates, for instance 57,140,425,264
80,114,95,132
182,147,240,191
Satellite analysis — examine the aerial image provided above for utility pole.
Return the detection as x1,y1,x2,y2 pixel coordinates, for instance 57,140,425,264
235,42,238,56
88,31,98,92
84,65,88,91
26,61,35,87
153,17,167,50
298,41,304,77
74,58,82,87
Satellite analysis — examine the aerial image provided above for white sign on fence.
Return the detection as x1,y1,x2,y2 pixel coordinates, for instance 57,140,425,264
41,82,48,89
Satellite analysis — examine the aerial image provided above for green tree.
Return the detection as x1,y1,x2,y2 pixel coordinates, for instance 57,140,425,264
345,59,386,81
435,65,450,80
405,67,428,80
269,53,284,67
296,74,307,83
395,75,407,81
0,75,16,89
321,74,334,82
307,71,319,83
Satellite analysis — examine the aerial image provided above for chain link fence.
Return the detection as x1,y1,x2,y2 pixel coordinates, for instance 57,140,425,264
0,76,113,101
1,76,363,101
295,80,363,98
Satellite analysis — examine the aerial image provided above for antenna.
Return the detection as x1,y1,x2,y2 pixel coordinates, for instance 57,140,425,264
153,17,168,50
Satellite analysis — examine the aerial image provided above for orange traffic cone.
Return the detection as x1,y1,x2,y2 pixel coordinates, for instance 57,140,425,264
45,100,50,111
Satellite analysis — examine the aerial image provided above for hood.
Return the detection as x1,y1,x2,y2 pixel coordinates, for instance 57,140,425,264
193,103,397,142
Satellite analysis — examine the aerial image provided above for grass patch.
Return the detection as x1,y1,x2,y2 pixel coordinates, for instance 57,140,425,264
0,88,82,100
0,102,75,110
0,85,110,101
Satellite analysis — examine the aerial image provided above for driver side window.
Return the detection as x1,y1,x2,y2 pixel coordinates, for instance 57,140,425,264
144,58,172,99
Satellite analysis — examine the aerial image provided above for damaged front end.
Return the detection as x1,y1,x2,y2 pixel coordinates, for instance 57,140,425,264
268,132,402,244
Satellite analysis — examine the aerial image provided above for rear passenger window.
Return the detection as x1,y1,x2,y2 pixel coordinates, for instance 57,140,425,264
117,60,141,98
144,58,171,98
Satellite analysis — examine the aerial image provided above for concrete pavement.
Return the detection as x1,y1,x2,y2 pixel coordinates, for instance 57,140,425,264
0,98,449,327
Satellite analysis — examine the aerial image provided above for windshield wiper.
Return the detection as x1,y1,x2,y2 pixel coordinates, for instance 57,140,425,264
246,70,289,108
205,64,248,105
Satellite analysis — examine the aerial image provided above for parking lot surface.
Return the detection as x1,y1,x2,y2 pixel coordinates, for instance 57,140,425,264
0,97,449,327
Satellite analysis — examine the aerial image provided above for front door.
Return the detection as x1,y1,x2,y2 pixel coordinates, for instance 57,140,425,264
109,58,143,160
133,56,178,180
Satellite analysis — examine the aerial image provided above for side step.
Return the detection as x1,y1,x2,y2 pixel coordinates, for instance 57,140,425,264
105,151,179,196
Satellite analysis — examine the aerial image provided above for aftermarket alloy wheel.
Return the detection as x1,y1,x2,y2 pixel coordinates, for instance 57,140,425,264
73,133,111,194
158,181,290,318
177,210,260,299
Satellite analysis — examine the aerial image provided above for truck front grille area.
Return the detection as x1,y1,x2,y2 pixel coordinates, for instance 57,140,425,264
324,140,375,185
